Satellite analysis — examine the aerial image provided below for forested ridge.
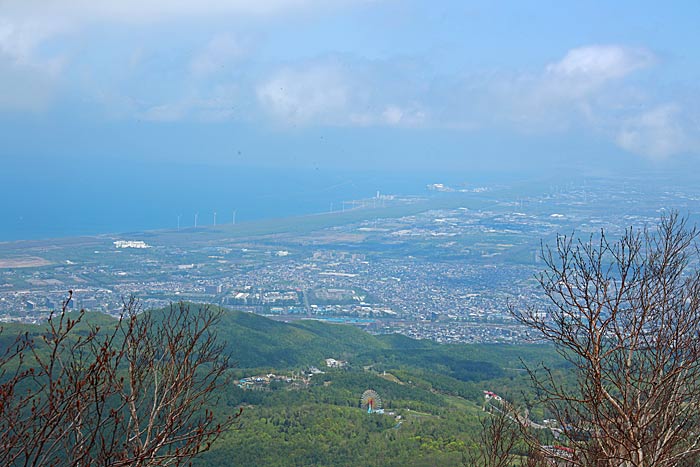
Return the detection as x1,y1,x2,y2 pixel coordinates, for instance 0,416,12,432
0,304,564,466
192,306,562,466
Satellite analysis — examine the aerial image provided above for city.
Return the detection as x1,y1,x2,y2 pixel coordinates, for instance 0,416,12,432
1,176,697,344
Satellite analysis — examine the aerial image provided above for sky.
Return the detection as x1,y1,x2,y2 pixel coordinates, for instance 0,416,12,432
1,0,699,174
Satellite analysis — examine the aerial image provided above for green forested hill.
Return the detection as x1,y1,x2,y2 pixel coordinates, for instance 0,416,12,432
192,306,562,466
214,307,552,377
217,310,387,368
0,304,558,377
0,305,563,466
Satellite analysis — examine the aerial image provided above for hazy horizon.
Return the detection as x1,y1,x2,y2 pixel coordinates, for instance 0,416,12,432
1,1,699,240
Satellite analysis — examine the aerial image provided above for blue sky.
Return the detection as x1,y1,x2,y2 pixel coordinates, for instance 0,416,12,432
1,0,699,173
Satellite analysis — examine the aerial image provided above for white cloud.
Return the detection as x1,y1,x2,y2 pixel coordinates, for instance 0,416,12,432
84,0,314,19
253,45,661,136
256,63,350,124
139,83,240,122
0,18,65,71
433,44,699,160
251,46,696,159
381,105,404,125
457,45,657,134
616,104,696,159
190,34,247,77
349,105,426,127
0,18,66,111
0,0,372,114
546,45,654,88
536,45,653,109
1,0,368,25
2,9,695,164
256,61,430,128
0,20,39,65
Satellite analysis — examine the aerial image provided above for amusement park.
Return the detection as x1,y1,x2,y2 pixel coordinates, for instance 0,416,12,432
361,389,385,415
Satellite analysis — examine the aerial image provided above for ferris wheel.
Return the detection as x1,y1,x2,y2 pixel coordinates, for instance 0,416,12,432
361,389,382,414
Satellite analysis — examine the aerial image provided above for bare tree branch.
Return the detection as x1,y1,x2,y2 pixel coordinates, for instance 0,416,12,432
0,295,241,467
511,212,700,467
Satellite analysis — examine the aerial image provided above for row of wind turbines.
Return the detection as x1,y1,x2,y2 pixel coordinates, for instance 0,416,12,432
176,210,237,231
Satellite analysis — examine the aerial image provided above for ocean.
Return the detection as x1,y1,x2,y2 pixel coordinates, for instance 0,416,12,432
0,162,499,242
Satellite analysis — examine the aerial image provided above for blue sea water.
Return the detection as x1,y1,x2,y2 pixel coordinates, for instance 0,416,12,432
0,161,501,242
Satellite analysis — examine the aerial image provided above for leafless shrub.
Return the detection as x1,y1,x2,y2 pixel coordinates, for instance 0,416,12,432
0,294,240,466
463,401,521,467
512,212,700,467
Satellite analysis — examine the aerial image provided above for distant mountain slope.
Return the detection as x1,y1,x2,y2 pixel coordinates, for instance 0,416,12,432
212,307,519,384
216,309,389,368
0,303,558,382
